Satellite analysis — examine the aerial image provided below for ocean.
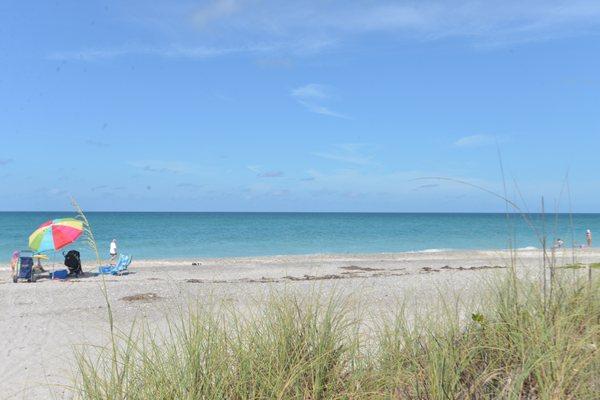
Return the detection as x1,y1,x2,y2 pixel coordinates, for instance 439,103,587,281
1,212,599,261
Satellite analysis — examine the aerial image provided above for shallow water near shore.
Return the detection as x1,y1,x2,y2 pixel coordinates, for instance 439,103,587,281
1,212,599,260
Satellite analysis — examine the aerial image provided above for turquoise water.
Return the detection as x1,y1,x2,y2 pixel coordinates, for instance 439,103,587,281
1,212,599,261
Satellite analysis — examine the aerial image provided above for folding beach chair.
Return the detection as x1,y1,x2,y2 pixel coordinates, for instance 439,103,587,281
98,254,132,275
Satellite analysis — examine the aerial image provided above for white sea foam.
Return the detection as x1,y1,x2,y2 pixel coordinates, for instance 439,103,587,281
517,246,538,250
414,248,454,253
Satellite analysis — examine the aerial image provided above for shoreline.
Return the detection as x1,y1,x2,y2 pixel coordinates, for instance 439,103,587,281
2,246,594,271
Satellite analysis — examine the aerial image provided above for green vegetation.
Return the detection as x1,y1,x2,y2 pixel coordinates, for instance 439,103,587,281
559,263,600,270
74,273,599,399
560,263,586,269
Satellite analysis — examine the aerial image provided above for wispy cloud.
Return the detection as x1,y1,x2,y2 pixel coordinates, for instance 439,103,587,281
186,0,600,44
247,165,284,178
246,165,262,174
48,188,69,196
85,139,110,148
177,182,203,189
193,0,240,27
312,143,374,165
291,83,348,119
240,183,291,199
258,170,284,178
142,165,181,174
185,1,600,50
291,84,329,100
271,189,290,196
130,161,190,174
454,134,497,148
303,168,500,204
49,1,600,61
297,101,349,118
49,44,276,61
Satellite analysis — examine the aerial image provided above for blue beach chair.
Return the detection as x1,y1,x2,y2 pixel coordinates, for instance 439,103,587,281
98,254,132,275
12,250,36,283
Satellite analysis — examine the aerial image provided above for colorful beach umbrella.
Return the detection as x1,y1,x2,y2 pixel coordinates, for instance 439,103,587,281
29,218,83,252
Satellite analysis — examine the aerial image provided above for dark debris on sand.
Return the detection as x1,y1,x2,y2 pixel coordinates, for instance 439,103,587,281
340,265,384,272
121,292,162,302
421,265,506,273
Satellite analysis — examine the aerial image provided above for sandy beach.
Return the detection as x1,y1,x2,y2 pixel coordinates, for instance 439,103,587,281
1,248,597,399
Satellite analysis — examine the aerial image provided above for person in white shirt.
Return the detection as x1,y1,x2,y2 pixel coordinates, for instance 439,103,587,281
110,239,118,264
586,230,592,247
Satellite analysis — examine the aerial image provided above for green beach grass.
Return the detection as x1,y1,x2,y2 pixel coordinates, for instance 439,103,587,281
73,271,599,399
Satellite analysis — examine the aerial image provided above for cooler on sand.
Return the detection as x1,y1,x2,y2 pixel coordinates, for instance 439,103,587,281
50,269,69,280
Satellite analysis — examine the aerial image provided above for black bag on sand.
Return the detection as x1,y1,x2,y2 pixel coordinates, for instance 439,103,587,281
63,250,82,276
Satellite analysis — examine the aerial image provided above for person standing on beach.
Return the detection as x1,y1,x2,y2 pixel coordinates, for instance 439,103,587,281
586,229,592,247
110,239,118,264
10,251,19,275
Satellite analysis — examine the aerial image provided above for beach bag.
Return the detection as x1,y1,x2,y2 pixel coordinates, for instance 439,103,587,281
63,250,82,275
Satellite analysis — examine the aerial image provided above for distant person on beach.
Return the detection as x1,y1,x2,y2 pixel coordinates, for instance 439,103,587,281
586,229,592,247
554,238,564,248
110,239,118,264
10,251,19,274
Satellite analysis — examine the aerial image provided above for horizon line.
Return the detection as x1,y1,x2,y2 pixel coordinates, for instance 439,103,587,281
1,210,600,215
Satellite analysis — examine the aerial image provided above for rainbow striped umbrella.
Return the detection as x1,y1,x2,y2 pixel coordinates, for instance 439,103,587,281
29,218,84,252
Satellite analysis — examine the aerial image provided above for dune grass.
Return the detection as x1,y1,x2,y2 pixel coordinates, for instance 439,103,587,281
74,272,599,400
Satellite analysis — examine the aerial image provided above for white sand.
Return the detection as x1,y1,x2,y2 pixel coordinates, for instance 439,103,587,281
0,248,597,399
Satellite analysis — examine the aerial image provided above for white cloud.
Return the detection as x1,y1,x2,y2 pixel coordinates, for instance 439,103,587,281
291,83,348,118
454,134,496,148
291,84,330,100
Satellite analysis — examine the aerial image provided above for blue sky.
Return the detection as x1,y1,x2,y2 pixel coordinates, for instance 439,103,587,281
1,0,599,212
